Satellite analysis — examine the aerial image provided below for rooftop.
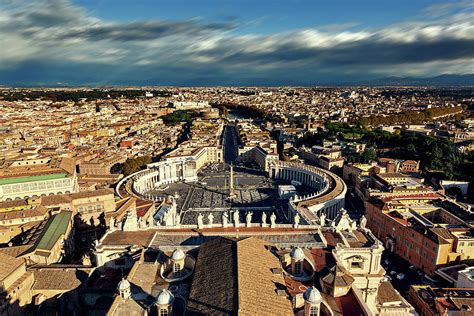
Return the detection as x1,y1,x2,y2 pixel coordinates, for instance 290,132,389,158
36,211,72,251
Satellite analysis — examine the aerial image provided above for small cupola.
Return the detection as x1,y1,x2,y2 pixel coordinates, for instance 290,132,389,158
171,249,185,277
155,289,174,316
290,247,305,275
117,278,131,300
303,286,322,316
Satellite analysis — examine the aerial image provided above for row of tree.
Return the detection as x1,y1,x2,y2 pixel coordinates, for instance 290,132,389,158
297,122,473,181
161,110,195,125
121,156,152,176
1,89,171,102
211,102,268,120
356,106,463,126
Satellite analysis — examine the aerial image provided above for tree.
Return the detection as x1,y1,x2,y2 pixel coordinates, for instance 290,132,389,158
122,155,152,176
362,148,377,163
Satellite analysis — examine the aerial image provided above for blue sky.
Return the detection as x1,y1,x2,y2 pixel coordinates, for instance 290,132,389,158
0,0,472,86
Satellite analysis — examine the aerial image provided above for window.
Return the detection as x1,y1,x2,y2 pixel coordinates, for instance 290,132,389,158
174,263,181,277
294,261,303,275
351,261,363,269
310,306,318,316
159,309,168,316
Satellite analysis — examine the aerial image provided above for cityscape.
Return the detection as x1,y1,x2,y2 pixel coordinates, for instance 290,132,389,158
0,1,473,316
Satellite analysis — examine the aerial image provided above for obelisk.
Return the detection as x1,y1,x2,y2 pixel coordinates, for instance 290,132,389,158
229,163,236,200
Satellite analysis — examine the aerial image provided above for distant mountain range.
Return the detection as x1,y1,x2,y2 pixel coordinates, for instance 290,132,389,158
356,74,474,87
1,74,473,88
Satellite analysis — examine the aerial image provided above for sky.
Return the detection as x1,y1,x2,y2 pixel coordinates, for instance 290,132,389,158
0,0,473,86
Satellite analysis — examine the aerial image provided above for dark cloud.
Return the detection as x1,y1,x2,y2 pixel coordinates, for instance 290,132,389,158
0,0,472,85
58,21,236,42
206,37,474,67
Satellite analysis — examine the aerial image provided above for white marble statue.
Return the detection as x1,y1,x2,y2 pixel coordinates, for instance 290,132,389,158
122,209,138,232
208,213,214,226
320,213,326,227
294,213,300,228
359,215,367,229
109,217,115,230
233,210,240,227
246,211,253,227
175,213,181,226
334,208,356,231
147,215,154,227
270,212,277,228
138,217,146,229
261,212,267,227
222,212,229,228
197,213,204,229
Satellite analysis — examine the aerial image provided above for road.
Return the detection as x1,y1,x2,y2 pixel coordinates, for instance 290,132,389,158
223,124,238,164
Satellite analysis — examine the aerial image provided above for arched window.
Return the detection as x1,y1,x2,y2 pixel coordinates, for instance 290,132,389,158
294,261,303,275
174,263,181,277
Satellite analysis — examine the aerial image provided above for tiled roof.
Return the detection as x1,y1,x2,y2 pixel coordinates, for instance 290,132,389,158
321,265,354,288
187,237,237,315
40,188,114,207
236,238,293,315
0,245,33,258
187,237,293,315
377,281,402,304
0,252,24,281
0,206,48,221
32,267,91,290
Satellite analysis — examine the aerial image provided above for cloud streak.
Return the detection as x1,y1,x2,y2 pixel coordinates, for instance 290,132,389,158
0,0,473,85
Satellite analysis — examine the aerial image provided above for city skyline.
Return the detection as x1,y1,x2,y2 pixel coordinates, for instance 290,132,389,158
1,0,473,86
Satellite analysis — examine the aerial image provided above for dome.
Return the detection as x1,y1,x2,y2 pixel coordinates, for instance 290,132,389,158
156,289,174,305
117,278,131,291
304,286,322,304
171,249,185,261
290,247,305,261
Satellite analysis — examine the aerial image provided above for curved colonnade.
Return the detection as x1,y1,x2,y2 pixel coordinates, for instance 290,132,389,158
117,160,346,222
116,158,198,200
270,161,346,222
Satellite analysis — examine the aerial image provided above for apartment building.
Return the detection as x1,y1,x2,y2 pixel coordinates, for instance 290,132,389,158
366,196,474,275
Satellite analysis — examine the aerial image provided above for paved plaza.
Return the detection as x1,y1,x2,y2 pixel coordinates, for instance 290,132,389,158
145,168,315,226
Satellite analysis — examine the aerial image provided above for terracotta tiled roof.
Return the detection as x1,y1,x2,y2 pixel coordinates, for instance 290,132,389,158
377,281,402,304
32,267,91,291
321,265,354,288
187,237,237,315
0,199,29,209
40,188,114,206
237,238,293,315
187,237,293,316
0,245,33,258
0,206,48,221
0,252,24,281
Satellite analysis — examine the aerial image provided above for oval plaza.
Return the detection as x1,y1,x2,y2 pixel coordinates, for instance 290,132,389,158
118,120,346,227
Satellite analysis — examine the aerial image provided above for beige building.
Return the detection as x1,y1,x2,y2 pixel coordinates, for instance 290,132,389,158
0,253,34,315
25,211,74,265
0,157,78,201
40,189,116,224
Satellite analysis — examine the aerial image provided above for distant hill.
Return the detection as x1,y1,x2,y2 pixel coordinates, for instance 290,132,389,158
358,74,474,86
